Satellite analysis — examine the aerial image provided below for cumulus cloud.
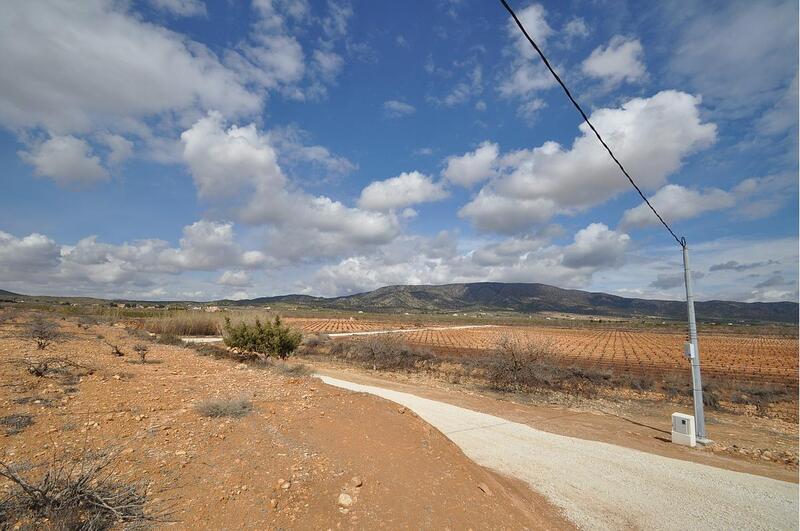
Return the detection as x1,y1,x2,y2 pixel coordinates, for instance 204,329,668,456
620,184,735,229
498,3,556,112
383,100,416,118
581,36,646,88
181,111,285,199
181,112,400,260
0,231,61,279
460,91,717,233
562,223,630,269
19,136,108,185
0,221,266,295
442,141,499,187
0,1,260,134
358,171,448,211
218,270,252,287
310,223,631,296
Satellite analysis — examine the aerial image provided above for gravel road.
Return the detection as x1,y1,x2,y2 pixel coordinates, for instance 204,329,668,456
319,375,799,531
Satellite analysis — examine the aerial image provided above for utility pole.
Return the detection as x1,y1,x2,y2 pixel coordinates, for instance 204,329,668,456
681,238,708,442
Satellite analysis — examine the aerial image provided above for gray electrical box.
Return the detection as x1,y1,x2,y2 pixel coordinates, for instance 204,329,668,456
671,413,696,447
683,342,696,359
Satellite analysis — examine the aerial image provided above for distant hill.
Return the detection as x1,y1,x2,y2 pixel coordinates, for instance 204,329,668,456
4,282,797,323
0,289,21,300
233,282,799,323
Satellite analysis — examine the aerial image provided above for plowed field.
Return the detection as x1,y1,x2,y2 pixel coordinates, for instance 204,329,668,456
412,327,797,385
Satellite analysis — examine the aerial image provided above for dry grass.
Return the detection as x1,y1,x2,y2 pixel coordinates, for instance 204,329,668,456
144,313,222,336
143,310,279,337
194,398,252,418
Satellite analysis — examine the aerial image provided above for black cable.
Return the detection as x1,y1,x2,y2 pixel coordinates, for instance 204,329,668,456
499,0,685,248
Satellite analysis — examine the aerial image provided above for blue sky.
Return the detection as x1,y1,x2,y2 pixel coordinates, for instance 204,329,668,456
0,0,797,302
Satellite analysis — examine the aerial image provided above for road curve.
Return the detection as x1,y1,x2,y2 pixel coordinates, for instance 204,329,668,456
319,375,798,531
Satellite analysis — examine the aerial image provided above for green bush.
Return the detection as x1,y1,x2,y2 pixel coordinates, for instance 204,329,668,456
222,316,301,359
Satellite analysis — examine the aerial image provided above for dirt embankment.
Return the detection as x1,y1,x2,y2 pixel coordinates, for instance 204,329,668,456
0,316,569,529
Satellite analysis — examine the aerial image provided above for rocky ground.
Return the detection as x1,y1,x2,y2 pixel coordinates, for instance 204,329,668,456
0,313,569,529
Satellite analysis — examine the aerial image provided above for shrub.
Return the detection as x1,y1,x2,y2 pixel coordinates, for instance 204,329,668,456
133,344,149,363
27,318,61,350
487,336,554,392
0,414,34,435
195,398,252,418
222,316,301,359
326,336,433,372
0,451,163,529
104,341,124,357
157,333,184,346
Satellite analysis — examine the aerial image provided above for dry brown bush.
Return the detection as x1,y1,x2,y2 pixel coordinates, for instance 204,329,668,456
328,336,433,371
0,450,166,529
195,398,252,418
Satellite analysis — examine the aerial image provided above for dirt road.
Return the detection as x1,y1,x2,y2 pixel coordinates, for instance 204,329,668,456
319,375,799,530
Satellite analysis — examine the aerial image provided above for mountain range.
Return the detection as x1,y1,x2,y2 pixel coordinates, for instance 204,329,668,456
2,283,797,323
230,282,798,323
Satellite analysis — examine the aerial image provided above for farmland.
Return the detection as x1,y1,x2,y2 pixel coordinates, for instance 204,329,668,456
283,317,798,387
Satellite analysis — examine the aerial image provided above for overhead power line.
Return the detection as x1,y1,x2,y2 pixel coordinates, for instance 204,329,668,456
499,0,684,248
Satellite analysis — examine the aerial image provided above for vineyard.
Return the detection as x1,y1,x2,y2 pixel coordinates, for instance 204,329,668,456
285,318,420,334
287,318,798,387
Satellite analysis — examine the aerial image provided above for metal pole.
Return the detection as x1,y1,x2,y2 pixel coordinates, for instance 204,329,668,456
681,240,707,441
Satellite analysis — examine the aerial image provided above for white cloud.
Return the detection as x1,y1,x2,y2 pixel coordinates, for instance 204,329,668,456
0,231,61,278
562,17,589,44
756,72,799,136
358,171,448,211
311,223,632,296
582,36,646,88
149,0,206,17
99,133,134,165
0,1,261,134
460,91,717,233
19,136,108,185
731,173,795,220
266,125,357,182
442,141,499,187
562,223,630,268
597,236,799,303
459,192,559,234
498,3,556,106
670,0,798,118
620,184,735,229
0,221,267,295
508,3,552,56
181,113,400,260
181,111,285,199
383,100,416,118
429,65,483,107
218,270,252,287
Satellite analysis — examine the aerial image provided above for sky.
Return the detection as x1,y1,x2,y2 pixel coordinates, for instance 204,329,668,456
0,0,797,303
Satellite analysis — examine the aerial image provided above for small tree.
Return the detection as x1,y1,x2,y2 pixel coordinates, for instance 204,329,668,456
223,316,301,359
133,344,149,364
